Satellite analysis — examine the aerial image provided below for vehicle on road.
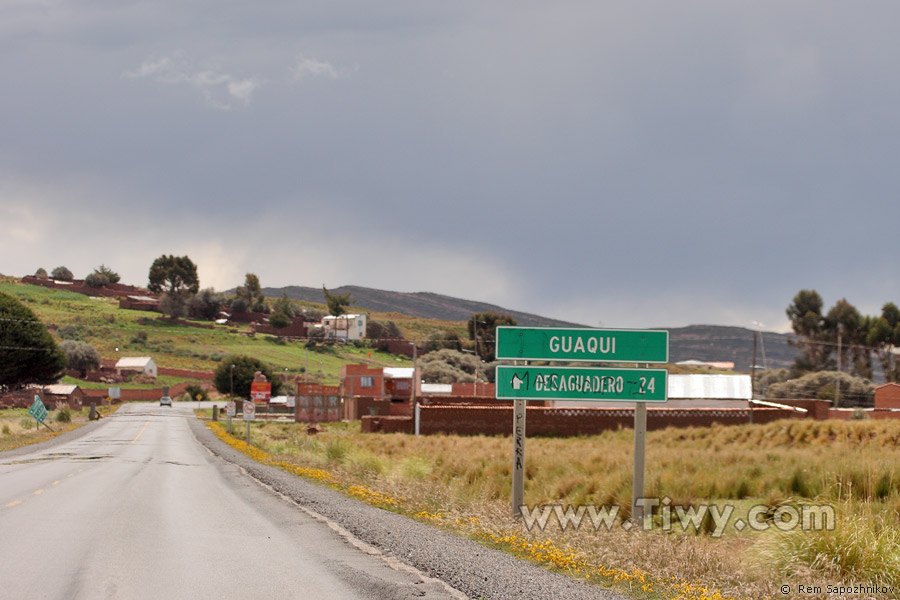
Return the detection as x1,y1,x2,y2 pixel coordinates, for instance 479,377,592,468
160,396,172,407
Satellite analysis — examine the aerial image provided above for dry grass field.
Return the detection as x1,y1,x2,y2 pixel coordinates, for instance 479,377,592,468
212,418,900,600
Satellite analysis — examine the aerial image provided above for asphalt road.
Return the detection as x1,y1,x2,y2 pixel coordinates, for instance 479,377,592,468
0,404,460,600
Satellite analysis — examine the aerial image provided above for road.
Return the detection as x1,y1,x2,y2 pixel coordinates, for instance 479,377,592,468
0,404,459,600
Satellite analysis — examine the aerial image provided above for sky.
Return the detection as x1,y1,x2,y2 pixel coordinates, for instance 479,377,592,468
2,1,900,333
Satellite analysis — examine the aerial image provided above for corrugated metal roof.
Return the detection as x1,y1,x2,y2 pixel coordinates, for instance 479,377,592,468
383,367,414,379
44,384,79,395
421,383,452,395
116,357,154,368
322,314,362,320
668,374,751,400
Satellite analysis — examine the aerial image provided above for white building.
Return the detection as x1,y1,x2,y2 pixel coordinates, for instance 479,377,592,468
115,356,158,378
322,314,367,341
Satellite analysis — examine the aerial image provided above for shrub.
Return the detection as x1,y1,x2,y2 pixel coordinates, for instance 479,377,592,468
94,264,120,284
51,266,74,281
34,268,48,279
59,340,100,376
84,272,110,288
184,384,209,402
268,311,292,329
55,406,72,423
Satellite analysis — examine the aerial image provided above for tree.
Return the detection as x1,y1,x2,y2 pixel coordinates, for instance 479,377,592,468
51,266,73,282
267,294,295,329
786,290,829,374
94,264,121,284
323,286,355,317
824,299,871,379
84,272,110,288
468,312,517,362
419,349,479,383
59,340,100,377
147,255,199,295
422,329,462,354
0,292,66,389
235,273,268,313
188,288,224,320
867,302,900,382
213,355,284,399
159,292,188,318
34,268,48,279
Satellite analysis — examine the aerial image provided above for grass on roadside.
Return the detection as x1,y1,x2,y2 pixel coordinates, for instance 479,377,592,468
0,404,118,452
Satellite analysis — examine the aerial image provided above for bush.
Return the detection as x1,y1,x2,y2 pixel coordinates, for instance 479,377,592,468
94,264,120,284
51,266,73,281
188,288,224,320
55,406,72,423
84,272,110,288
59,340,100,376
34,268,48,279
184,385,209,402
268,311,291,329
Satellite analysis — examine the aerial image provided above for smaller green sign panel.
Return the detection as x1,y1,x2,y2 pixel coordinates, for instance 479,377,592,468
495,327,668,363
28,396,48,424
496,366,668,403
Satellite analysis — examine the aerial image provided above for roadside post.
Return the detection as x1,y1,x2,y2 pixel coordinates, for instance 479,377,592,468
496,327,669,520
225,401,236,433
243,400,256,445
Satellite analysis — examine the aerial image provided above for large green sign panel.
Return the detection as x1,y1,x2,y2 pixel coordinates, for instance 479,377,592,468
496,365,668,402
495,327,668,363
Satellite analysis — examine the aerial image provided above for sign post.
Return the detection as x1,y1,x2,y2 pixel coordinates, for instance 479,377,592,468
496,327,668,520
243,400,256,445
225,401,236,434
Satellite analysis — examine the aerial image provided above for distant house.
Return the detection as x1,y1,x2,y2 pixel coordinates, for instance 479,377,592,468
322,314,367,341
115,357,158,378
42,384,85,409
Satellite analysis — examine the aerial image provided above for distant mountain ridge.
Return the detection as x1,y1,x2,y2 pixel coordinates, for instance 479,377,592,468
262,285,584,328
263,285,798,372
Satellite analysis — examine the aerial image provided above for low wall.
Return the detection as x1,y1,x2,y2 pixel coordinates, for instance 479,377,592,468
362,416,414,433
413,406,802,436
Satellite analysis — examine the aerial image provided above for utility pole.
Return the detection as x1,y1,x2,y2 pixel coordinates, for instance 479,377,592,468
834,325,842,407
750,331,757,424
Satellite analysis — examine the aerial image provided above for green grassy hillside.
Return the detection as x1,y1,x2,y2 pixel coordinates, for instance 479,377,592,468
0,280,414,385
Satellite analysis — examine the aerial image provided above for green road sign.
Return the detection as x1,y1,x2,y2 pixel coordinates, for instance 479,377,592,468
28,396,48,424
495,327,669,363
496,365,668,402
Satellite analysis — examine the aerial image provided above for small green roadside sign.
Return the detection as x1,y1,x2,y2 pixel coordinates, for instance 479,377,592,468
28,396,48,424
496,365,668,402
495,327,669,363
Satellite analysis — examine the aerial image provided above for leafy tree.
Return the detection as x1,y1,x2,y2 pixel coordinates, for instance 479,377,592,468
59,340,101,377
235,273,268,313
213,355,284,399
183,384,209,402
786,290,829,374
767,371,875,407
422,329,462,354
188,288,224,320
323,286,355,317
159,292,188,318
268,311,291,329
867,302,900,382
34,268,48,279
0,292,66,389
94,264,121,284
51,266,73,281
419,350,479,383
84,272,110,288
147,255,199,295
468,312,517,362
824,299,872,379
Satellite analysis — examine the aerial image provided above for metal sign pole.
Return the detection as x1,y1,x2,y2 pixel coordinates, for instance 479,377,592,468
246,420,251,446
512,398,526,518
632,402,647,523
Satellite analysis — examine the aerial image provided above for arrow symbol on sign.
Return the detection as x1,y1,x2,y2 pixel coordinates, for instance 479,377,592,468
511,373,526,391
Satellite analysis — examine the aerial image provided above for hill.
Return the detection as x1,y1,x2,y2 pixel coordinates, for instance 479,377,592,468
262,285,584,328
263,285,798,371
667,325,796,372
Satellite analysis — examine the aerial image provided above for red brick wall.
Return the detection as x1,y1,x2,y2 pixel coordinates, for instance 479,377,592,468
765,398,831,420
451,382,496,397
361,416,414,433
252,319,309,338
413,406,802,436
345,396,392,419
875,384,900,409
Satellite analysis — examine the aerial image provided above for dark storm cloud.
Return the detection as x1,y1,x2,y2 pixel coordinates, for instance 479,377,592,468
2,1,900,330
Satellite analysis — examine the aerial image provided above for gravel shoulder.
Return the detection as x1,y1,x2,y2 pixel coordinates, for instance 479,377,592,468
188,417,631,600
